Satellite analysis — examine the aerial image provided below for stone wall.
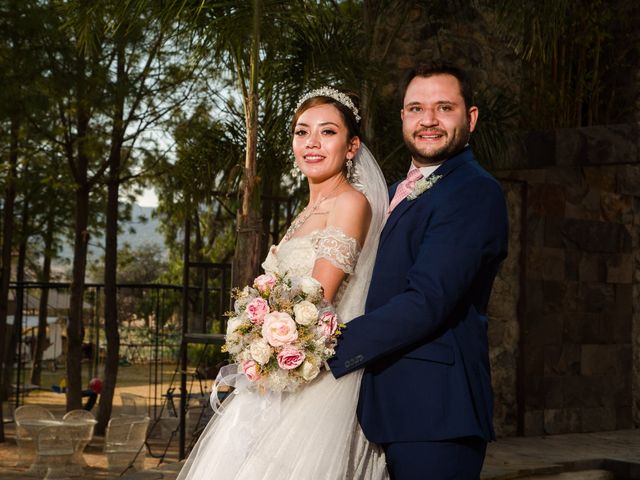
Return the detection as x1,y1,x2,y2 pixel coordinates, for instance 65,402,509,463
493,124,640,436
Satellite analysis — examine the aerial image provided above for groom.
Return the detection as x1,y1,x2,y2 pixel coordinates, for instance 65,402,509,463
329,64,508,479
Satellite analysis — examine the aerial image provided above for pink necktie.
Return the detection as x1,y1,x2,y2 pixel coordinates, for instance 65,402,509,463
388,168,424,213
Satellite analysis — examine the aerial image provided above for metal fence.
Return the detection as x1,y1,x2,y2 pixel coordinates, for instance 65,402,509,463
7,268,231,422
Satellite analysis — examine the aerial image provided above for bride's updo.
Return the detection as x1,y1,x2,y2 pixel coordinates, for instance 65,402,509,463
292,87,361,140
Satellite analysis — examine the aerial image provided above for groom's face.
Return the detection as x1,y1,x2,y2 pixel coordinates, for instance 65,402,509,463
401,74,478,166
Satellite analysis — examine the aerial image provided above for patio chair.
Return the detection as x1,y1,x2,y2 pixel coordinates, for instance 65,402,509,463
119,392,148,416
35,425,75,479
62,409,96,467
14,405,55,467
62,408,95,422
104,415,150,472
186,395,212,437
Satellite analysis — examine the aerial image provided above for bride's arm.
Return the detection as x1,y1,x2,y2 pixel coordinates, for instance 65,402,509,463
312,190,372,302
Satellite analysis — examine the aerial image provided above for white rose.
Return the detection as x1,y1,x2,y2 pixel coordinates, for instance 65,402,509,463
237,350,252,362
249,340,272,365
299,276,323,300
226,316,244,334
234,295,250,313
225,332,243,354
293,300,319,326
301,360,320,381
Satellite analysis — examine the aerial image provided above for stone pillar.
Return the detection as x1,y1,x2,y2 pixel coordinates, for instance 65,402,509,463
628,169,640,426
489,180,524,437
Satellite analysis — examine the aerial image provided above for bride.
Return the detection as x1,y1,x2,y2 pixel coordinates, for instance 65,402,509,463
177,87,389,480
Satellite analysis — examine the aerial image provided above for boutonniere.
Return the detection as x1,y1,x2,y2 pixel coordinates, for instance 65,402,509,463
407,174,443,200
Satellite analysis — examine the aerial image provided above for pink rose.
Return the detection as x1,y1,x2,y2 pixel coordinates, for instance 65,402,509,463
262,312,298,347
246,297,270,324
276,345,306,370
254,273,277,294
241,360,260,382
318,311,338,338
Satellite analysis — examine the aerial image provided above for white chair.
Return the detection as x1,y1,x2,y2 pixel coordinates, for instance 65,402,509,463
35,425,76,479
62,409,96,467
14,405,55,467
119,392,148,416
104,415,150,472
62,409,95,422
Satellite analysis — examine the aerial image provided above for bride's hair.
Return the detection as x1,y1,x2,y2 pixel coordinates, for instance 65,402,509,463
291,89,361,140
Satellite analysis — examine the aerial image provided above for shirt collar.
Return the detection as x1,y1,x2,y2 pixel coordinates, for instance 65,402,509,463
408,143,469,178
409,162,440,179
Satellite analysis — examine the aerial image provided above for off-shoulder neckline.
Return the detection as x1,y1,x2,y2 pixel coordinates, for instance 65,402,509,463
275,225,361,251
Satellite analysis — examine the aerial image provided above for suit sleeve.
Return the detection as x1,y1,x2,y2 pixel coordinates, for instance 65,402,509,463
329,176,508,378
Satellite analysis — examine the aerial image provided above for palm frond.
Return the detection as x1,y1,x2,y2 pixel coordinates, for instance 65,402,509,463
471,87,520,170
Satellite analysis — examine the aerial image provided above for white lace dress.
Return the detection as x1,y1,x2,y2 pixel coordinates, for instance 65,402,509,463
177,227,388,480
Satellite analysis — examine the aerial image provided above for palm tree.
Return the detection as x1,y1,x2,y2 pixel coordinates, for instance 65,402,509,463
493,0,638,129
143,0,403,286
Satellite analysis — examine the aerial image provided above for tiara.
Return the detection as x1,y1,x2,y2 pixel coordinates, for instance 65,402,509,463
296,87,361,122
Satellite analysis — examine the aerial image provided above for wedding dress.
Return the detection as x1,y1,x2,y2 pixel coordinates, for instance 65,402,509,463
177,145,389,480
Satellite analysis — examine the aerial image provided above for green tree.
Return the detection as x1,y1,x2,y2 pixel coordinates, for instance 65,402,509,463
99,3,189,434
27,146,75,386
0,0,52,440
154,103,242,267
47,1,111,411
62,0,204,428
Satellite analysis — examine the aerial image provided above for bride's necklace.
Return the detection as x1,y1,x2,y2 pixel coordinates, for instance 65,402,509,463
282,183,343,242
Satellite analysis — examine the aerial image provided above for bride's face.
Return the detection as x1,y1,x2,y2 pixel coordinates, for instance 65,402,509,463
292,104,359,183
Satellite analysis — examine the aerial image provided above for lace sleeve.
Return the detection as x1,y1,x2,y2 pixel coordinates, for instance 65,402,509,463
311,226,361,274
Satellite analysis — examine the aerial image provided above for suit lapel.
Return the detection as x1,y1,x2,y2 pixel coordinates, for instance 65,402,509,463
379,147,475,247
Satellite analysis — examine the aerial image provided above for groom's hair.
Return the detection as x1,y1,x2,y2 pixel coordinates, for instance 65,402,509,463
401,63,474,109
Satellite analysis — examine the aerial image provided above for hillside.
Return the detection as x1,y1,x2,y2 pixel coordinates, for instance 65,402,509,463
57,204,166,269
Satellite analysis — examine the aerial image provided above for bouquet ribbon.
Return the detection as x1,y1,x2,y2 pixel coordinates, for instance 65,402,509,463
212,363,283,417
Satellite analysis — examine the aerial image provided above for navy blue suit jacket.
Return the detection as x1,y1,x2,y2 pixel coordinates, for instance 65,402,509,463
328,147,508,443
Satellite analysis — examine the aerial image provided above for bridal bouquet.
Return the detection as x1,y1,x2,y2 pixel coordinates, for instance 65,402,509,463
223,272,343,392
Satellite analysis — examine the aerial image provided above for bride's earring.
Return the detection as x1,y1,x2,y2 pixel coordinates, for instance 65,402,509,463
345,157,354,182
346,156,363,189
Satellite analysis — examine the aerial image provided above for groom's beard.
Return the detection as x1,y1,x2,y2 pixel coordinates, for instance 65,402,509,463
403,124,471,165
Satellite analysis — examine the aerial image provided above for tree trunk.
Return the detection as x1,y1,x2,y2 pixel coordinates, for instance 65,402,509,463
66,45,92,411
0,114,20,441
232,212,262,288
232,0,262,289
66,182,90,411
260,181,272,261
191,209,204,332
2,195,29,403
31,212,54,386
97,171,120,434
96,36,125,434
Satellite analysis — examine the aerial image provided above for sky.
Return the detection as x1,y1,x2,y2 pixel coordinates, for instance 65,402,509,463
136,187,159,208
